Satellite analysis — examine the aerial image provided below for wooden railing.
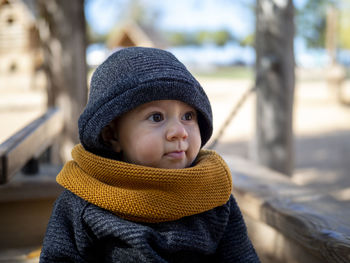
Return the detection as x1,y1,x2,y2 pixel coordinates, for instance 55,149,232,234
223,154,350,263
0,107,64,184
0,107,64,250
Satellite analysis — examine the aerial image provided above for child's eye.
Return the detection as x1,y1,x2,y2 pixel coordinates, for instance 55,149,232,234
182,112,195,121
148,113,164,122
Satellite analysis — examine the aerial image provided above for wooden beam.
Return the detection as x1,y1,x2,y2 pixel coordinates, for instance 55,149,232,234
0,108,63,184
0,164,62,203
223,154,350,263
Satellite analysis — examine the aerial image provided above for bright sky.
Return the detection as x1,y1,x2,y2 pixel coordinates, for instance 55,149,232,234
85,0,307,39
85,0,256,39
85,0,316,67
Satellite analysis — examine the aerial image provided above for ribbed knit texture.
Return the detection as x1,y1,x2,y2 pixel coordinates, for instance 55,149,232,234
79,47,213,155
40,191,260,262
56,144,232,223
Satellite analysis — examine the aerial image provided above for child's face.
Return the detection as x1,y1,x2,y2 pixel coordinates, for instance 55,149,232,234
106,100,201,169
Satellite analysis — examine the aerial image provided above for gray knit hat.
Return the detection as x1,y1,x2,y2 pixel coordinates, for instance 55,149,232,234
79,47,212,155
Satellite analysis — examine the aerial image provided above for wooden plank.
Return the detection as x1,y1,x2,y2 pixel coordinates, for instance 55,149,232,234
223,154,350,263
0,199,57,250
244,216,327,263
0,164,62,203
0,164,62,250
0,108,63,184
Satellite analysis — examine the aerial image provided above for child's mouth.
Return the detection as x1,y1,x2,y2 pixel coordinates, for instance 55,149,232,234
165,151,185,159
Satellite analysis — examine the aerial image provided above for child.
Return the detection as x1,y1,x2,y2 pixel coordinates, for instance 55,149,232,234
40,47,260,262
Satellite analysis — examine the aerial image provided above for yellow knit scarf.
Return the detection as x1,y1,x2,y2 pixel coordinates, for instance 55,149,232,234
57,144,232,223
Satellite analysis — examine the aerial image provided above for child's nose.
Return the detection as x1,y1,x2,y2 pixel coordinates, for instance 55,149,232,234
166,121,188,141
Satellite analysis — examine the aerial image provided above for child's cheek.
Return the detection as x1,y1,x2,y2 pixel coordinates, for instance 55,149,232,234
134,132,162,162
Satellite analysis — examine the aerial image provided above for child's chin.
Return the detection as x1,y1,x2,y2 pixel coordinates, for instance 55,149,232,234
166,162,189,169
155,160,187,169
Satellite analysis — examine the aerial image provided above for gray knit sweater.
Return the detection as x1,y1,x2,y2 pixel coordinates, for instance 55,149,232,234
40,190,259,262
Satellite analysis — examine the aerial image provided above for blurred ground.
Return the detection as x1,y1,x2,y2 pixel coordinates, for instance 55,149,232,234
201,76,350,199
1,73,350,199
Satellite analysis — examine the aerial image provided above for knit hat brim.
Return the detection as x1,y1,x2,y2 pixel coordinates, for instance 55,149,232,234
78,47,213,155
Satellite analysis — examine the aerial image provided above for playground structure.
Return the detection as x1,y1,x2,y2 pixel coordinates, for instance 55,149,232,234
0,0,350,262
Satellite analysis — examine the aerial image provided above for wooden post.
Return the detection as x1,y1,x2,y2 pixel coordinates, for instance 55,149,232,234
35,0,87,162
325,6,346,104
254,0,295,176
326,6,338,66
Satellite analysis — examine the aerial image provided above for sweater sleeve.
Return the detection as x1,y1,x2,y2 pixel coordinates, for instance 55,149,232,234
215,195,260,262
40,190,97,263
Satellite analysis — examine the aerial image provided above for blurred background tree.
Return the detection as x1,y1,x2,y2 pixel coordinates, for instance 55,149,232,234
84,0,252,49
295,0,350,60
87,23,107,45
296,0,337,48
34,0,87,161
338,0,350,49
84,0,350,65
166,29,234,46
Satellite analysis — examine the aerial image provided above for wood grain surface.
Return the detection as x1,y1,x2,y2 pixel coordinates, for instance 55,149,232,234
223,154,350,263
0,108,63,184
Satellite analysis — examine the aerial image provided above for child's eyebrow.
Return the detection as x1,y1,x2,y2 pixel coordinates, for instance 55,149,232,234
134,105,161,114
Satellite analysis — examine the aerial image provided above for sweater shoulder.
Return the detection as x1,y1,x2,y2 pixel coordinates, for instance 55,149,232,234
50,189,91,226
56,189,88,207
54,189,88,213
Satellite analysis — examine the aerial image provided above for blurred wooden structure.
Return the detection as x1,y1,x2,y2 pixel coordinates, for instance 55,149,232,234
0,108,63,250
1,1,349,262
107,20,168,49
0,108,63,184
223,154,350,263
0,0,44,91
